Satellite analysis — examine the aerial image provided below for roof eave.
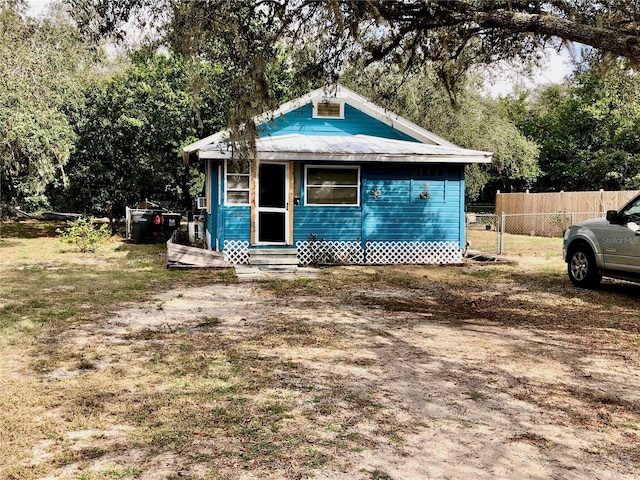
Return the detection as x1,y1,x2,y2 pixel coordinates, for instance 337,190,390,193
183,131,228,155
198,150,492,164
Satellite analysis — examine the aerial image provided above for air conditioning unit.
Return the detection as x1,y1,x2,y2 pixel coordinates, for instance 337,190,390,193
188,220,205,243
197,197,208,209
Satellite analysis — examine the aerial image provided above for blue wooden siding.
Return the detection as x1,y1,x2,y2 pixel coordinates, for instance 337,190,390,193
294,207,363,243
220,207,251,245
206,161,251,249
362,168,462,245
291,163,464,247
205,161,219,249
459,175,466,247
293,162,361,243
209,162,465,249
258,104,419,142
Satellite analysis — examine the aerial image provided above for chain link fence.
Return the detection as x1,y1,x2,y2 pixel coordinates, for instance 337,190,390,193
466,211,604,255
466,213,499,253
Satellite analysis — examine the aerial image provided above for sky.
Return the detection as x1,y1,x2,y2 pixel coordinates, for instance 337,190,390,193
482,48,575,97
27,0,50,16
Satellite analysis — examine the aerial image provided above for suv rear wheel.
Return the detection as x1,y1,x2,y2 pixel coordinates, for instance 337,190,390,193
567,244,602,288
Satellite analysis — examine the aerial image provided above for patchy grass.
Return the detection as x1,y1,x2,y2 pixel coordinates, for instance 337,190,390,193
0,220,61,238
1,222,639,479
467,228,563,258
0,222,236,478
0,223,234,332
466,227,500,253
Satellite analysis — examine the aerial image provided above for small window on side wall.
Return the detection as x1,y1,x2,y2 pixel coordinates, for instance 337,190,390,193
225,160,250,205
305,166,359,206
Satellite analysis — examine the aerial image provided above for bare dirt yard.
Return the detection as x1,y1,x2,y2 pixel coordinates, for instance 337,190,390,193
1,224,639,479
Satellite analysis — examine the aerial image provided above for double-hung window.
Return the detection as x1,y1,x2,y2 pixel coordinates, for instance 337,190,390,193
305,166,360,206
225,160,250,205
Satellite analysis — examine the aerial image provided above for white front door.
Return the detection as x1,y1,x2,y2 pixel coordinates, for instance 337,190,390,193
257,163,289,244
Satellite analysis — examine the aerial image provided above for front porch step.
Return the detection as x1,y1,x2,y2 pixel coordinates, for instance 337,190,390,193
249,248,299,266
234,264,320,281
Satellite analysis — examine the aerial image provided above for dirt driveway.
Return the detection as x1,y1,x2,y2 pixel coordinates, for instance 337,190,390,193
5,262,640,479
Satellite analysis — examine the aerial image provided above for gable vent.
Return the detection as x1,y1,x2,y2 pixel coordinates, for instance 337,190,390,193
316,101,342,118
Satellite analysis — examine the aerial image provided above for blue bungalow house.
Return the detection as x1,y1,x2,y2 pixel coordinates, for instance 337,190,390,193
183,85,492,266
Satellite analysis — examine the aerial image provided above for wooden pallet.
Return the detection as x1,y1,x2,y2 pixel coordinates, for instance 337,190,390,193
166,239,228,268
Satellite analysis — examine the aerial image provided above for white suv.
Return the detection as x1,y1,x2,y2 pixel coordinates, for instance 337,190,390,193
563,193,640,287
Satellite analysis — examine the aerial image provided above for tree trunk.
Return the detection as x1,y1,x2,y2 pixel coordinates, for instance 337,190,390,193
179,163,192,212
374,2,640,63
472,10,640,63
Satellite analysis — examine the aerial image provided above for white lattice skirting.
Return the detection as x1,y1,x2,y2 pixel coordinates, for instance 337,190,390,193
224,240,462,265
223,240,250,265
296,240,462,266
296,240,364,265
366,241,462,264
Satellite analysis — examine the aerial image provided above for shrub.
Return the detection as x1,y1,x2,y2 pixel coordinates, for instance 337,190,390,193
57,217,111,253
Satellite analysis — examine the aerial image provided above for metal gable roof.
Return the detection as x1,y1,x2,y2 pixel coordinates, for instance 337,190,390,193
183,84,493,164
197,134,492,164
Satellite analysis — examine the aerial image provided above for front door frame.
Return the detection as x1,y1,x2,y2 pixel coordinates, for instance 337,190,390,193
254,161,291,246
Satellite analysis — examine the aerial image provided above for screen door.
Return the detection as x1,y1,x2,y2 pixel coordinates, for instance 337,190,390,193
257,163,289,244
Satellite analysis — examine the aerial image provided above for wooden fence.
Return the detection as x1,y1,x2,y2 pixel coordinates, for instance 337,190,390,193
495,190,640,237
496,189,639,215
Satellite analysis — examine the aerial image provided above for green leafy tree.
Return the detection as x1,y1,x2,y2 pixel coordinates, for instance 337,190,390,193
513,55,640,191
51,53,233,228
345,65,540,201
0,1,98,211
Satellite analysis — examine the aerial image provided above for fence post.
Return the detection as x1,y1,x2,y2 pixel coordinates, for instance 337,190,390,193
125,206,130,241
499,211,506,255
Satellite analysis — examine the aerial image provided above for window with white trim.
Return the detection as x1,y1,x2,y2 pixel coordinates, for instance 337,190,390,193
225,160,250,205
305,166,360,206
313,100,344,119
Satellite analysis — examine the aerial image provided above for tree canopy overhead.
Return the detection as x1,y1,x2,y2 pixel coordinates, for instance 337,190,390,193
348,1,640,63
62,0,640,127
66,1,640,67
3,0,638,217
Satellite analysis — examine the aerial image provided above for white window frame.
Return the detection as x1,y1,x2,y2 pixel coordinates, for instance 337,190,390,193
304,165,360,207
313,100,345,119
224,159,250,206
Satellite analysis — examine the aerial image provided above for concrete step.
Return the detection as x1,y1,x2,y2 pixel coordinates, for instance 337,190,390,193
249,248,299,266
249,256,300,266
234,264,320,281
250,248,298,256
